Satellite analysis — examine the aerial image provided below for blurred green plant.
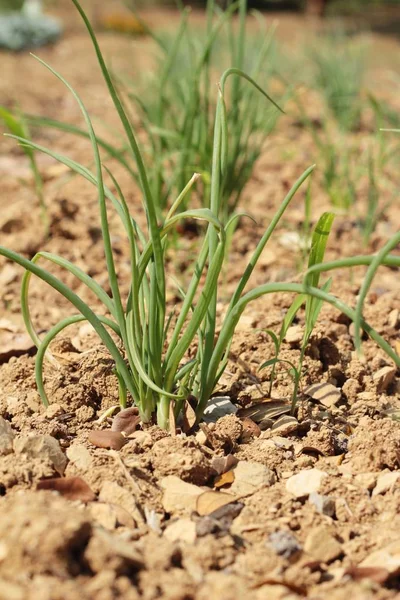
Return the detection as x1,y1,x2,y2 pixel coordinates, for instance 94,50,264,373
307,30,367,132
0,106,48,234
23,0,286,220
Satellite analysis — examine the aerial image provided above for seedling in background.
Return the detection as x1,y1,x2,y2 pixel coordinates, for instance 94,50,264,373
0,0,399,431
0,106,48,235
308,29,366,132
260,212,334,410
21,0,286,219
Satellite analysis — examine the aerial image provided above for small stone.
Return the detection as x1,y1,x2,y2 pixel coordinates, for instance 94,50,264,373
372,471,400,496
229,461,275,496
271,415,298,436
203,397,237,423
236,314,257,332
304,526,343,563
285,325,304,345
164,518,197,544
125,430,152,448
388,309,399,328
342,378,361,402
239,417,261,443
359,540,400,577
286,468,328,498
271,436,294,450
305,382,341,408
373,366,396,393
309,492,335,517
99,481,142,525
354,472,378,491
13,434,67,475
268,530,302,559
44,403,64,419
0,417,15,456
160,476,203,514
66,443,92,471
195,430,208,445
88,503,118,530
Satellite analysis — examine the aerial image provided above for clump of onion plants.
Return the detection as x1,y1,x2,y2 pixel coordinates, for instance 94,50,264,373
0,0,399,430
23,0,284,219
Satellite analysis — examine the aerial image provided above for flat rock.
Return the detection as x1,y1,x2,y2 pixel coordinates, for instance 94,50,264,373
164,518,197,544
160,476,203,514
0,417,14,456
373,366,396,393
372,471,400,496
286,468,328,498
268,530,302,559
99,481,141,525
285,325,304,345
305,382,341,408
203,397,237,423
13,434,67,475
359,539,400,576
309,492,336,517
304,526,343,563
229,461,276,496
66,443,92,471
0,331,36,364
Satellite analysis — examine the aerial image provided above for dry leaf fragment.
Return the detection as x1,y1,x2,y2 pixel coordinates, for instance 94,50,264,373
271,415,298,436
214,470,235,488
305,382,341,408
169,401,177,437
88,430,127,450
182,398,197,433
195,502,243,537
344,565,389,584
239,417,261,443
196,490,237,516
211,454,238,475
111,407,141,435
37,476,96,502
237,400,291,426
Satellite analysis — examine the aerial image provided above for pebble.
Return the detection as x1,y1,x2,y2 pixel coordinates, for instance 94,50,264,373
305,382,341,408
13,434,67,475
164,518,197,544
268,530,302,559
0,417,15,456
66,443,93,471
360,539,400,577
160,476,203,514
203,397,237,422
304,526,343,563
285,325,304,345
286,468,328,498
372,471,400,496
99,481,142,525
229,461,276,496
373,366,396,393
309,492,336,517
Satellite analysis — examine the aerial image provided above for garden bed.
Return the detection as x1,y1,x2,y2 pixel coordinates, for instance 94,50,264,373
0,4,399,599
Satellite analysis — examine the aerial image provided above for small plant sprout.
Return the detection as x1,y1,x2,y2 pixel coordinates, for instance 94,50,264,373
0,105,48,235
0,0,399,430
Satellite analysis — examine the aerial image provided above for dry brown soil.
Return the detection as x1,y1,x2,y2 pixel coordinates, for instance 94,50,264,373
0,3,400,599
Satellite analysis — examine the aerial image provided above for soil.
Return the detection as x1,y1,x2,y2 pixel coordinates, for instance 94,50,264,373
0,3,400,599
